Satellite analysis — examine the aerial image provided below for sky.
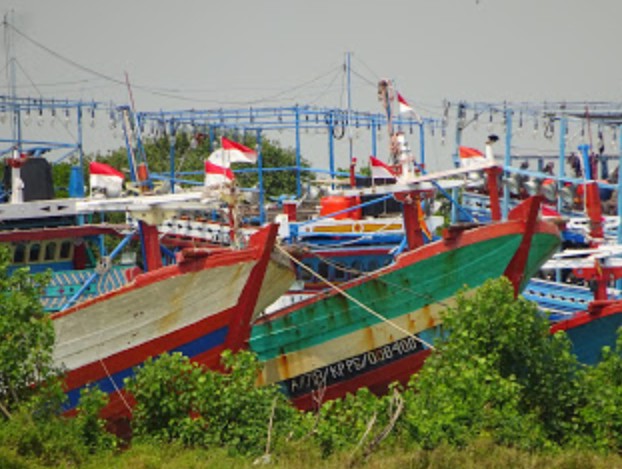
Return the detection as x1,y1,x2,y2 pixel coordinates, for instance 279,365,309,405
1,0,622,171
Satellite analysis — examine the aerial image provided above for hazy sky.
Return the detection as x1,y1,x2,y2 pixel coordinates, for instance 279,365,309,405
2,0,621,169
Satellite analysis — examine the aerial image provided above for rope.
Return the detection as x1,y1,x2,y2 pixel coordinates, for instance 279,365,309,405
98,358,133,415
300,248,451,309
275,243,436,350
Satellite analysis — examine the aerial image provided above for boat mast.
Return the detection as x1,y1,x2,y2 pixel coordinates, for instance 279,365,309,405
377,79,396,164
3,11,21,152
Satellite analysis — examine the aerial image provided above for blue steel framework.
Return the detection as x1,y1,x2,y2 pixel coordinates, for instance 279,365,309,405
453,101,622,244
3,94,622,238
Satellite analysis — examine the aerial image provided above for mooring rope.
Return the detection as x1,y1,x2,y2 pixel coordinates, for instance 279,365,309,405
275,243,436,350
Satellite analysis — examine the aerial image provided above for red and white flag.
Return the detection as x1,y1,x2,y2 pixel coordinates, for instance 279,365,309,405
205,137,256,187
459,146,484,159
370,156,396,180
89,161,124,197
204,160,235,187
208,137,257,165
458,146,487,169
397,92,414,114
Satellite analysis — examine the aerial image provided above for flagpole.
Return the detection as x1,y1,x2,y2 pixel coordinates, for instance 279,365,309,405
346,51,353,165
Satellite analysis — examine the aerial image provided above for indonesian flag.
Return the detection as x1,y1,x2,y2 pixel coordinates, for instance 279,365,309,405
204,160,235,187
89,161,124,198
205,137,257,187
459,146,484,159
459,146,487,169
208,137,257,164
397,92,414,114
370,156,396,180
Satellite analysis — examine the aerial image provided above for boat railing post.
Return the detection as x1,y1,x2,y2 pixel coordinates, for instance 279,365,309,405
451,187,458,224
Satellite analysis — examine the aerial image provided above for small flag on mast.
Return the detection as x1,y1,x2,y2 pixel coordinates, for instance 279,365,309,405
89,161,124,198
370,156,397,180
204,137,257,188
216,137,257,164
397,93,414,114
397,92,422,123
458,146,484,159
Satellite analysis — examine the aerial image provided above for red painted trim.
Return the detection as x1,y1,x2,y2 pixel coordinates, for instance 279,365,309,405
550,301,622,333
504,196,542,294
485,167,502,221
258,218,559,323
63,308,233,391
0,225,128,243
139,222,162,271
585,182,604,240
291,349,431,411
223,223,280,352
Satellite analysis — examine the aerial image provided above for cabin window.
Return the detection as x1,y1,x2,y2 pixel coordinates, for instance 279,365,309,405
368,259,379,271
29,243,41,263
13,243,26,264
318,262,329,280
60,241,72,259
334,266,347,281
44,242,57,261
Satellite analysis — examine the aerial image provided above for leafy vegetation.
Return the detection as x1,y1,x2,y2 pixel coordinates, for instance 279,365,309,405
77,132,313,198
2,253,622,468
126,350,303,455
0,246,54,417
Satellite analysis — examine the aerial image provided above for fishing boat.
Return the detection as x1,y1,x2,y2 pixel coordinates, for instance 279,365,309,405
523,181,622,364
0,152,294,420
249,165,561,410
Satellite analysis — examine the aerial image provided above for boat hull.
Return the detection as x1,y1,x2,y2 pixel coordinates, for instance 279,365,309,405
550,304,622,365
250,218,560,410
52,223,289,418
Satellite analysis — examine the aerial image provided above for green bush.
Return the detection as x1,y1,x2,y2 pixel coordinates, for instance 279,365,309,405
570,332,622,452
403,278,581,449
126,350,303,455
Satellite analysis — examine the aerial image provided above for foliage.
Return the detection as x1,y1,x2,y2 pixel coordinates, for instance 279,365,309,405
126,350,303,455
404,277,581,449
90,132,312,198
570,331,622,452
0,245,55,416
0,379,116,467
312,386,399,456
74,386,118,453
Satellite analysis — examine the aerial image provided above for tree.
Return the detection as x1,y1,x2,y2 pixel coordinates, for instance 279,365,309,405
88,132,313,198
0,245,55,418
403,277,581,449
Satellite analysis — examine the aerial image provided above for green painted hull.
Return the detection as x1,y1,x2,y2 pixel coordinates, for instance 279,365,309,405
250,222,560,408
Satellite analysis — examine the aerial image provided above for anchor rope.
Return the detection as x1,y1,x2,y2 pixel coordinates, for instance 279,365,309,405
275,243,436,350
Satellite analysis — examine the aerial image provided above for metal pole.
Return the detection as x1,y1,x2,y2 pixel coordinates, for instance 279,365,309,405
452,103,464,168
168,119,176,193
371,117,377,158
295,105,301,197
557,116,567,213
419,122,425,169
328,114,335,180
346,51,353,164
502,109,512,220
257,129,265,224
